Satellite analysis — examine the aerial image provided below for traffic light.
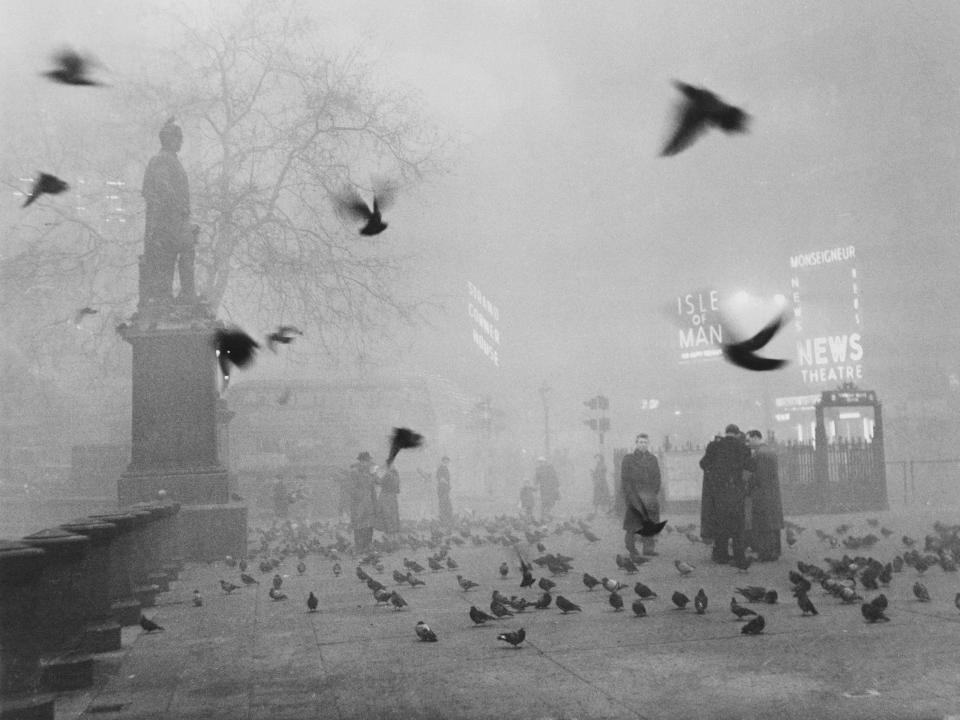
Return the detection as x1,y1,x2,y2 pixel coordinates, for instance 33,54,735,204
597,395,609,411
584,419,598,430
599,417,610,432
584,397,598,410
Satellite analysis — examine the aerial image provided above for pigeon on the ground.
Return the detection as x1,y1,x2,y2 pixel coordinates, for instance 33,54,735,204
741,614,766,635
389,591,407,610
609,591,624,612
220,580,240,594
499,562,509,578
497,628,526,648
632,599,647,617
268,587,288,601
73,307,98,326
415,621,438,642
861,601,889,623
556,595,582,613
694,588,708,614
490,600,514,618
469,605,497,624
534,591,552,609
457,575,479,591
661,80,749,157
583,572,600,590
538,577,556,592
634,582,657,599
913,582,931,602
192,589,203,607
139,615,163,633
795,590,818,616
731,597,758,620
307,592,319,612
672,591,690,609
675,560,695,576
240,573,258,585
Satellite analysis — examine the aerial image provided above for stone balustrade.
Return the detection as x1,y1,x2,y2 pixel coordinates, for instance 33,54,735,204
0,502,182,717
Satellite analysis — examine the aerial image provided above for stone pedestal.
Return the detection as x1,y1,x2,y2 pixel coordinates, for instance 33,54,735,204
0,541,54,720
58,520,122,654
116,314,247,561
117,316,229,507
20,529,94,692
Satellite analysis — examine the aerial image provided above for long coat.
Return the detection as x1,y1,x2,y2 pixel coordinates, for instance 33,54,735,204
436,464,453,524
376,468,401,533
699,435,751,539
349,466,378,530
746,445,783,532
621,450,661,533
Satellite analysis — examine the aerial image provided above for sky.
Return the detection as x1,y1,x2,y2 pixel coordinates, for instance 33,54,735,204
3,0,960,458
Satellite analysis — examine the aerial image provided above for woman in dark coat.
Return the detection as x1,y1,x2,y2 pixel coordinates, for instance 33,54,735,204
744,430,784,560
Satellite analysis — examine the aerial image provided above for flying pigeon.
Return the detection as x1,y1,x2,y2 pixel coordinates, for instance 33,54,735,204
214,327,260,382
266,325,303,352
43,48,105,86
661,81,749,157
23,172,69,207
634,498,668,537
387,428,423,466
721,312,789,372
333,181,395,236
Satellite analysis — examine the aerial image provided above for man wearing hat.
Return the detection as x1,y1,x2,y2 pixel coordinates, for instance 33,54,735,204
698,424,752,563
621,433,661,557
141,116,197,307
349,451,378,552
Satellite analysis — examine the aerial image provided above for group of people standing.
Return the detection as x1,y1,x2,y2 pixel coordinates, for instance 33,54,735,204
699,424,784,564
343,452,454,553
617,426,784,564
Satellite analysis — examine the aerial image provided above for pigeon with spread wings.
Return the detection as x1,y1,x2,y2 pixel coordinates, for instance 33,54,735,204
333,181,395,236
43,48,106,86
661,81,749,157
721,311,789,372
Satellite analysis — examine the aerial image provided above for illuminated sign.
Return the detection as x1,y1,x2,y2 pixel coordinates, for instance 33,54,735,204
467,281,501,368
674,289,724,363
789,245,863,387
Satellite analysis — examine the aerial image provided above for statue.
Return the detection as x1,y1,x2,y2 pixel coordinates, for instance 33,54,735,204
140,117,197,309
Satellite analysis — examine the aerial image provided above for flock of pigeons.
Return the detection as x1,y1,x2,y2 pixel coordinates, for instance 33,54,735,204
133,508,960,657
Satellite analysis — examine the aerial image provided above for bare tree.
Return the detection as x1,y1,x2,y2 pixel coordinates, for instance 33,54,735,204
2,0,446,379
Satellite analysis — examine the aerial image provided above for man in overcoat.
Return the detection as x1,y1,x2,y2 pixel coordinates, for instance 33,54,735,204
349,451,378,552
744,430,784,561
621,433,661,557
698,424,752,563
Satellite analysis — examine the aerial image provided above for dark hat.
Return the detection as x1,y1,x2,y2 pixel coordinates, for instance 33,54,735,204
724,424,741,435
357,451,372,462
441,456,450,462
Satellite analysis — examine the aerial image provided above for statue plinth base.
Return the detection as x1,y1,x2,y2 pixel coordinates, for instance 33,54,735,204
117,305,246,562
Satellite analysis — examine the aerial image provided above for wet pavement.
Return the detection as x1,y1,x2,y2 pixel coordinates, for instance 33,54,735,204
51,507,960,720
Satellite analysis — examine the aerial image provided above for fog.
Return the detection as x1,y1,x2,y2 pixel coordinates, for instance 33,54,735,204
2,0,960,519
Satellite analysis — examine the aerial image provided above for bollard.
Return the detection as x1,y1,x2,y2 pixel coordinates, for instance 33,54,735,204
59,520,122,653
21,528,94,692
129,503,169,593
87,513,141,627
154,502,184,583
0,540,55,720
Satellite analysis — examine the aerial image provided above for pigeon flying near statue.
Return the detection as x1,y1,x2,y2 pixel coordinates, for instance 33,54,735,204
43,48,106,86
387,427,423,467
214,327,260,382
73,307,98,326
661,81,749,157
23,172,69,207
721,311,789,372
333,181,395,236
266,325,303,352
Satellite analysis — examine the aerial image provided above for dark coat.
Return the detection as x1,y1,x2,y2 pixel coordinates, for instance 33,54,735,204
535,464,561,509
621,450,661,532
349,466,378,529
746,445,783,532
699,435,751,538
436,464,453,524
